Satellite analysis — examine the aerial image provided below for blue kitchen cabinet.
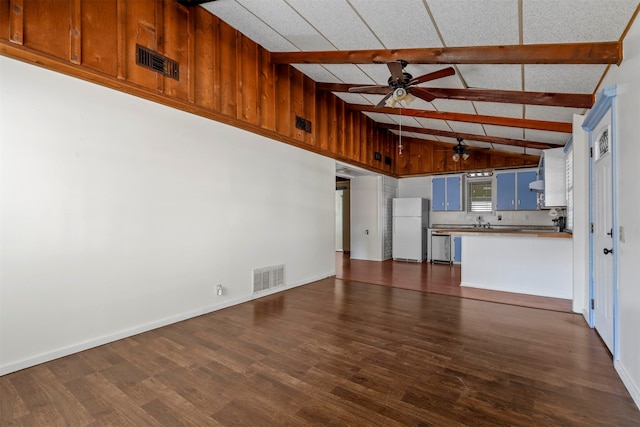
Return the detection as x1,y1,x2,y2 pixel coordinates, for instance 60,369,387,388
432,175,462,211
446,176,462,211
516,171,538,210
432,177,446,211
496,172,516,210
453,236,462,263
496,170,538,211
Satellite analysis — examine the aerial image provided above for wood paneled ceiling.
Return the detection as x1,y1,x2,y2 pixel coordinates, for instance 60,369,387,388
201,0,640,159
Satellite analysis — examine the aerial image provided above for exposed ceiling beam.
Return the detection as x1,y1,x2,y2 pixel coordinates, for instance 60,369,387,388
403,137,541,160
317,83,593,108
377,123,555,150
348,105,572,133
271,42,621,65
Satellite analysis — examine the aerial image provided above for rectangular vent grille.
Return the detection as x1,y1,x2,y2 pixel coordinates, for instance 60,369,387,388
253,265,285,294
136,45,179,80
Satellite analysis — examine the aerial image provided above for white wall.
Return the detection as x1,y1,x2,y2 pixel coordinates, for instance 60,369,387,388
595,14,640,409
0,57,336,374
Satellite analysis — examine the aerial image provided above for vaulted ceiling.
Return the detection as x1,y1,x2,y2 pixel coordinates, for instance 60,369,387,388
200,0,639,161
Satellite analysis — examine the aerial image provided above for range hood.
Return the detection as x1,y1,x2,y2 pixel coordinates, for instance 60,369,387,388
529,179,544,191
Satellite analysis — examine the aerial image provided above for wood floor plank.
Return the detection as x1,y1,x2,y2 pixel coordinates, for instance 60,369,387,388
1,265,638,425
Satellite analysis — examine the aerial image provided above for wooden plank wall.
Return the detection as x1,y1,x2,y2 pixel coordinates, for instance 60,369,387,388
0,0,535,177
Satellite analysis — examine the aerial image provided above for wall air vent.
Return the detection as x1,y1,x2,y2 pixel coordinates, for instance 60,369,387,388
253,265,285,294
136,45,179,80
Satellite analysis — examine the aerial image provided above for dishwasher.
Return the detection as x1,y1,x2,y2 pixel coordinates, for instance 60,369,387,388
430,232,452,264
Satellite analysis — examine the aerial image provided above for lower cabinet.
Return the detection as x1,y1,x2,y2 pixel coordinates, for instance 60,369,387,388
453,236,462,264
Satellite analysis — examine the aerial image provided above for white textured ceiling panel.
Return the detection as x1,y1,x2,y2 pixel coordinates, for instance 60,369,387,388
413,118,452,131
333,93,372,105
483,125,525,140
447,121,485,135
405,98,437,111
322,64,376,84
427,0,520,47
523,1,639,43
431,99,477,114
464,140,492,148
495,145,526,154
362,112,397,125
286,0,381,50
202,1,297,52
437,136,458,144
234,0,333,51
457,64,522,91
292,64,342,83
525,65,607,93
525,105,586,123
525,129,571,145
388,115,422,128
473,102,524,119
349,0,442,49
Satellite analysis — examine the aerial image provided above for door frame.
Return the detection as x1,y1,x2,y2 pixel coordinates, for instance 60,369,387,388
582,86,619,358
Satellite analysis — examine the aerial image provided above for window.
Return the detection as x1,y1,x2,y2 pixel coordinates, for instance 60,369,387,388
467,179,493,213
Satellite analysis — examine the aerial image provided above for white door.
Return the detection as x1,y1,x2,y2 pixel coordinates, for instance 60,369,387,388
335,190,343,251
592,125,614,353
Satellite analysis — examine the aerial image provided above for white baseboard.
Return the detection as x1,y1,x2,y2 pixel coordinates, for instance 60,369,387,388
615,360,640,411
0,272,334,376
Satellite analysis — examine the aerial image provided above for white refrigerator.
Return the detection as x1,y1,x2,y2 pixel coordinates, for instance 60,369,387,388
392,198,429,262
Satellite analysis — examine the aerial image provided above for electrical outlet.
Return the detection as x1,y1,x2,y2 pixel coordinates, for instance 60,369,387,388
216,284,223,296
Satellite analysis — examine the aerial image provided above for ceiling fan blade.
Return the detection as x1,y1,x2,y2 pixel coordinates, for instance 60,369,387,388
410,87,437,102
387,61,404,85
375,92,393,108
348,85,391,93
408,66,455,86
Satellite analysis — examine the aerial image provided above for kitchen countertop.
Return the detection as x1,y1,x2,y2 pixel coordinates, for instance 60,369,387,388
432,229,572,239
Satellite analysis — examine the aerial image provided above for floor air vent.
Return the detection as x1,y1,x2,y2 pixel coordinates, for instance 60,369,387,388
136,45,179,80
253,265,285,294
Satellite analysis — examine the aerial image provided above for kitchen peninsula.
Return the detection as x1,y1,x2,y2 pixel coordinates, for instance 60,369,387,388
434,229,573,299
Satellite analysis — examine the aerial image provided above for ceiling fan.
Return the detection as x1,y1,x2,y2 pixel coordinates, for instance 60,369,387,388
452,137,470,162
348,60,455,108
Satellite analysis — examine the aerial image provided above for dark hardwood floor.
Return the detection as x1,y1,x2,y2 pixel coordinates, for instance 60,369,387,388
1,258,638,425
336,253,574,312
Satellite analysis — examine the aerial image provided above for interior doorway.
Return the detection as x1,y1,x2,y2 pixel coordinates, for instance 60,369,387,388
336,178,351,254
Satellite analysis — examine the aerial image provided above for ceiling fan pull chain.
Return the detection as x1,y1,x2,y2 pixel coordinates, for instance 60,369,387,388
399,107,403,155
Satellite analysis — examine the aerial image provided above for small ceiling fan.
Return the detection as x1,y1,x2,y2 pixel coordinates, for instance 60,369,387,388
452,137,470,162
348,60,455,108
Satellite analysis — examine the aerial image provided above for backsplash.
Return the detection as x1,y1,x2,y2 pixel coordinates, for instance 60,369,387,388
430,209,557,228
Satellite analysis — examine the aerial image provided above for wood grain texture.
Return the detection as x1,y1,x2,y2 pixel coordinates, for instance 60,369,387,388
348,104,573,133
318,83,594,109
2,260,639,426
0,0,557,178
270,42,622,65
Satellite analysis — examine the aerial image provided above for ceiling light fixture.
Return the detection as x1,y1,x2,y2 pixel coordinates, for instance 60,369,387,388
452,153,460,162
385,87,415,108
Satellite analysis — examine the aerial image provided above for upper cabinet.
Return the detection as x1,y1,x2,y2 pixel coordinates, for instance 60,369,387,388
496,170,538,211
432,175,462,211
532,147,567,209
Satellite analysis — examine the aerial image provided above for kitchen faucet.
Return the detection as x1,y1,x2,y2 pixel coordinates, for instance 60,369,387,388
476,216,483,227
